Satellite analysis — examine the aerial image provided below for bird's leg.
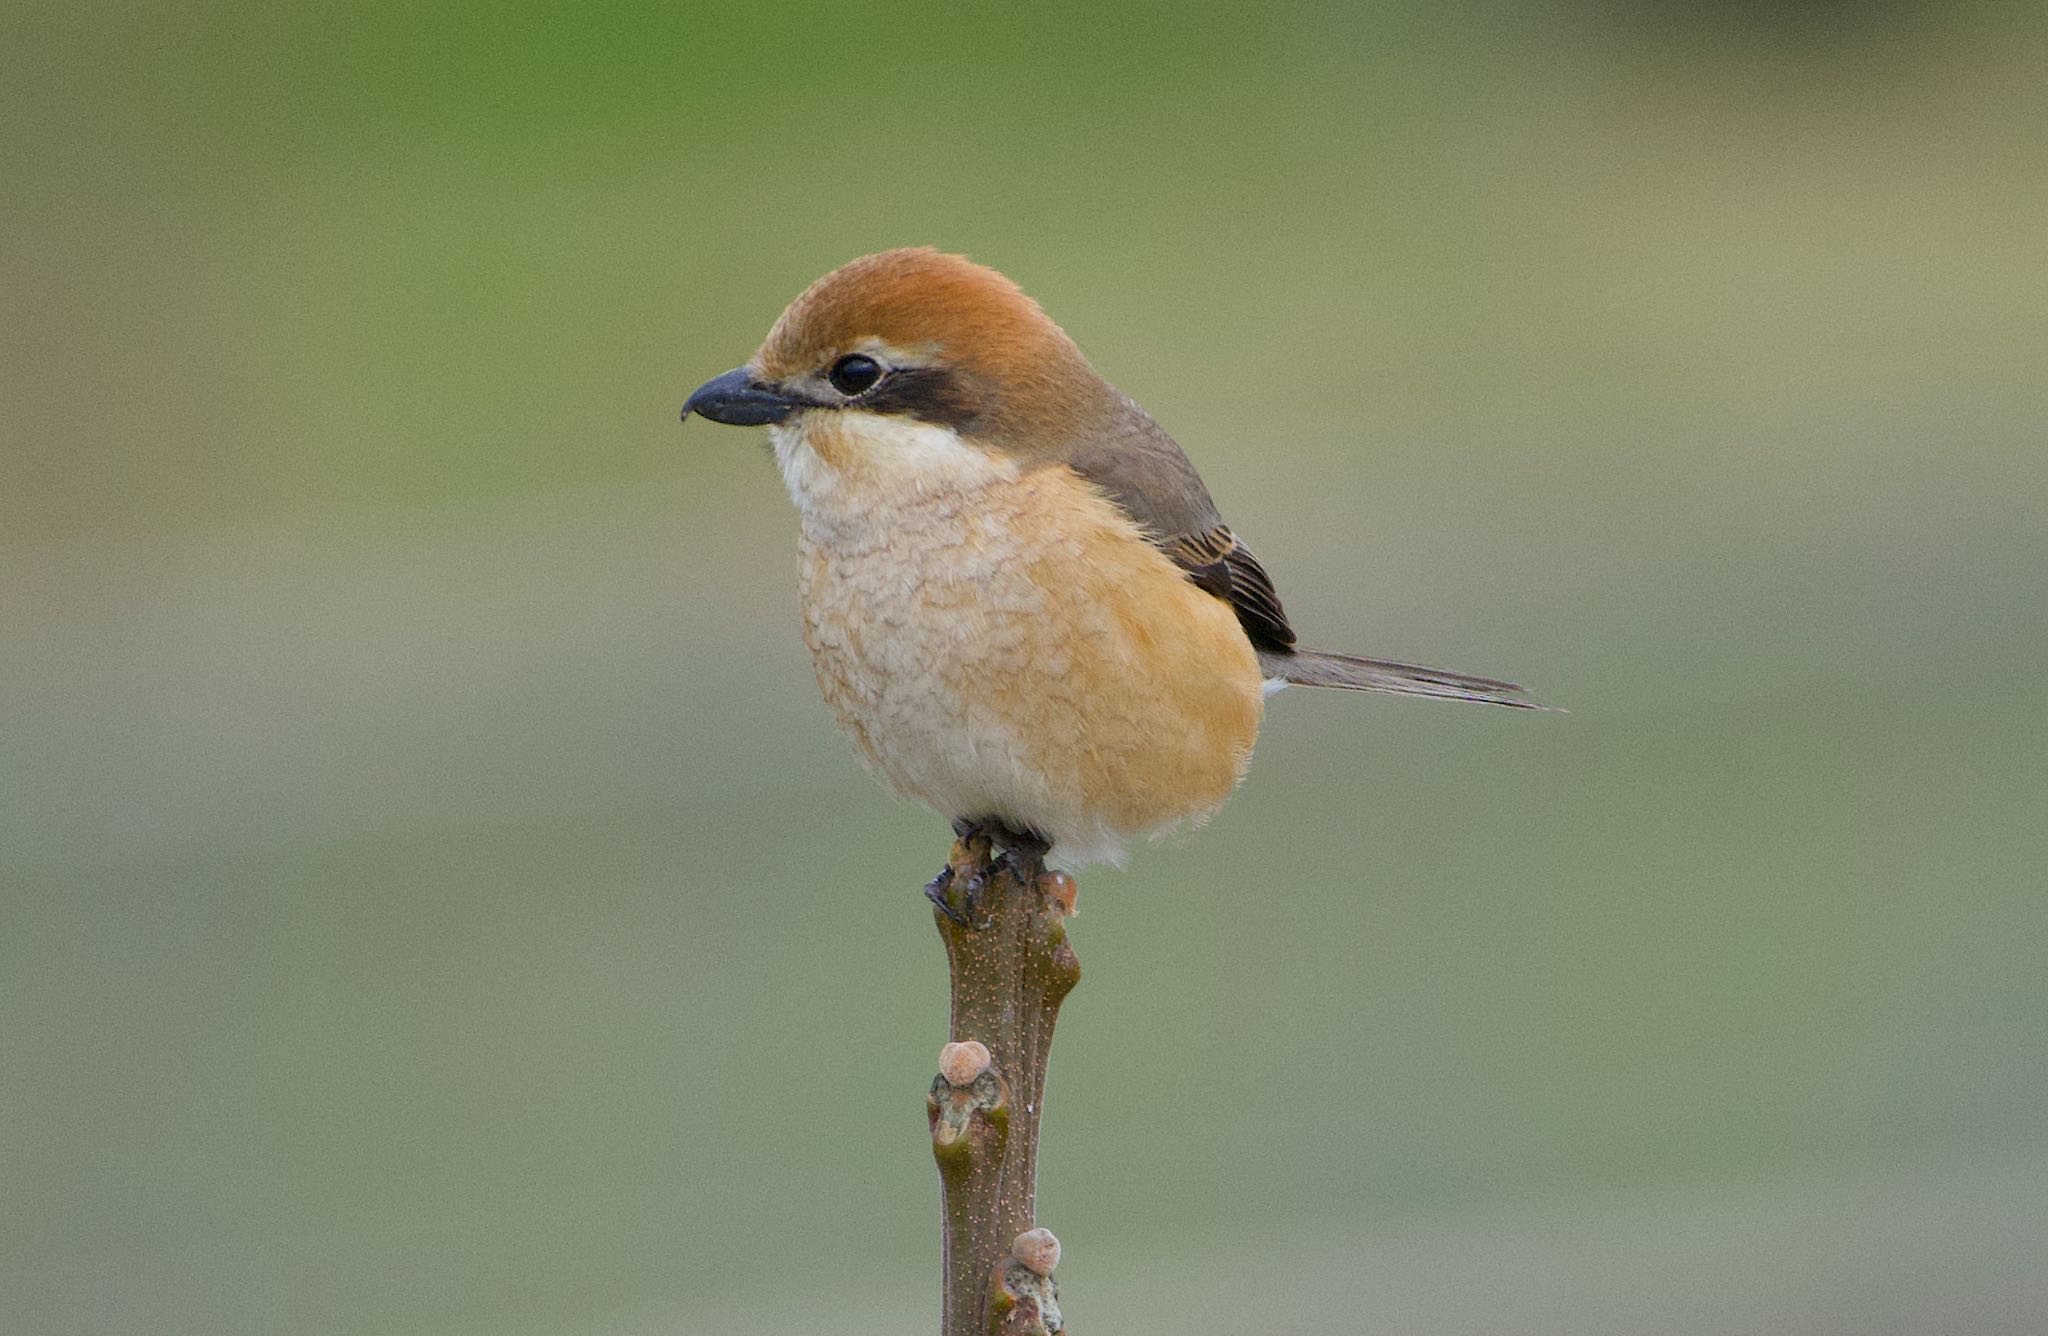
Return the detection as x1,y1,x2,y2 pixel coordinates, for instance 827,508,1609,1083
991,824,1051,892
951,816,1001,845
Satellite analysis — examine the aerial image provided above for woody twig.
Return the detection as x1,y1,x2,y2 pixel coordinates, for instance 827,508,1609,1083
926,831,1080,1336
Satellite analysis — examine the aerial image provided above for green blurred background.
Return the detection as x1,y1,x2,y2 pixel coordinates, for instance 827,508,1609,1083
6,2,2046,1332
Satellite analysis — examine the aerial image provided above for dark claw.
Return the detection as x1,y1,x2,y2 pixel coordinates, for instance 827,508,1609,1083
924,865,970,926
925,861,991,928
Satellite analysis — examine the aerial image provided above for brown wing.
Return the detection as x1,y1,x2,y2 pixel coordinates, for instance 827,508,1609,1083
1056,399,1543,704
1058,399,1298,653
1167,526,1297,652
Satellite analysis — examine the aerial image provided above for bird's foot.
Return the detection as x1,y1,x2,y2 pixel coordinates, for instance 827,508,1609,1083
929,818,1050,930
924,862,984,926
993,827,1051,892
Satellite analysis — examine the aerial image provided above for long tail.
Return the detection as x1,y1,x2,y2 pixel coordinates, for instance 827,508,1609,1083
1260,647,1552,710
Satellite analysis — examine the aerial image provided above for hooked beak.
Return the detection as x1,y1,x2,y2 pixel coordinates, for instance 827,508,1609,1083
681,367,802,427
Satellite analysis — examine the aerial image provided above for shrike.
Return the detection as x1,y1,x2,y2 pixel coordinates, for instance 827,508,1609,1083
683,248,1540,897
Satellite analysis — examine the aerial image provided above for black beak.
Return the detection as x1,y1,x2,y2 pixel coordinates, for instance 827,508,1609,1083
681,367,801,426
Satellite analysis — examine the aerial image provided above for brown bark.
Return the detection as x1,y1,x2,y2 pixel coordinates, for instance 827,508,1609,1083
925,832,1079,1335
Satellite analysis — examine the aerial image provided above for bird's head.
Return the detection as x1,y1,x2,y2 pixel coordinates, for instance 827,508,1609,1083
682,249,1117,502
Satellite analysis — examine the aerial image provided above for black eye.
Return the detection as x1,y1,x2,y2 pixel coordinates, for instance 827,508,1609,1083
827,353,884,397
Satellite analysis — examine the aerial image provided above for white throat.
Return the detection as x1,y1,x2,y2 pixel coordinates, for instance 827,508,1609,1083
770,411,1019,533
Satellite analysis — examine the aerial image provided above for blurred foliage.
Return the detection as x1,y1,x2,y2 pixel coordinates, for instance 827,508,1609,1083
4,2,2046,1334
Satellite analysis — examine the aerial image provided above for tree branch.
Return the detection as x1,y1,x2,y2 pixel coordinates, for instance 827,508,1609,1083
926,831,1080,1335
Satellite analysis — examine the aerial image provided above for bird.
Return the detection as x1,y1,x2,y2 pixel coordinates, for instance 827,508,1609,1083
682,248,1541,907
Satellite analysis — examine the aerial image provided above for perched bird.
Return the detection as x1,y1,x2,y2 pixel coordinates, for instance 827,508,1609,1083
682,248,1539,898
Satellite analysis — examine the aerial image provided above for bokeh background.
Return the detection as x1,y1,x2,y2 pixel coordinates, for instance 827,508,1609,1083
6,2,2046,1333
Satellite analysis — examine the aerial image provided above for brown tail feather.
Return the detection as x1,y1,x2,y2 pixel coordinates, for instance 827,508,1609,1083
1260,648,1552,710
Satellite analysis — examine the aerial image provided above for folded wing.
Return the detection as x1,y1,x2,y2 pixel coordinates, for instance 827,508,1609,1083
1060,406,1542,708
